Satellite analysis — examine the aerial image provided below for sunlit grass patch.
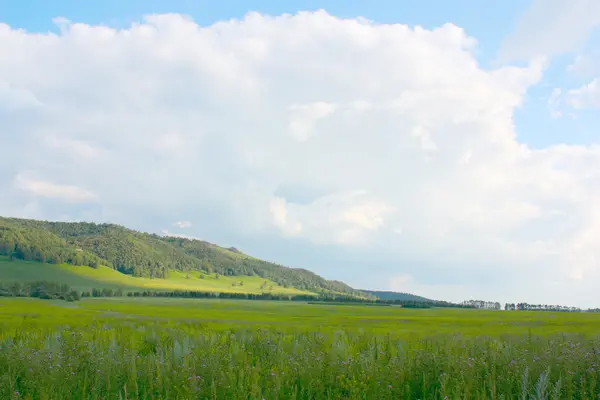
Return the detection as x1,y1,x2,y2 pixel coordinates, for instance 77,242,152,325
0,256,313,295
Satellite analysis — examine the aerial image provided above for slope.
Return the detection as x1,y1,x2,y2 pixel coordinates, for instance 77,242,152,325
0,217,370,298
0,256,313,295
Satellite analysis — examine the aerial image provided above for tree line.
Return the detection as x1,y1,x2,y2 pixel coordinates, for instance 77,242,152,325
123,290,472,308
504,303,583,312
5,278,598,312
0,281,81,302
0,277,474,308
461,300,592,313
461,300,502,310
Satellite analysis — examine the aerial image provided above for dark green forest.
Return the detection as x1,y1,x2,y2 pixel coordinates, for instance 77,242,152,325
0,217,369,298
0,280,81,301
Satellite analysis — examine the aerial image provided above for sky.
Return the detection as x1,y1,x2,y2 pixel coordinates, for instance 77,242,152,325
1,0,600,307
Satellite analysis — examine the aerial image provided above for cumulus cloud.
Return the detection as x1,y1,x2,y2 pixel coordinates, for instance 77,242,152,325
0,81,42,110
288,102,337,142
174,221,192,229
498,0,600,62
1,11,600,305
567,53,600,77
567,78,600,109
270,190,391,245
14,174,97,203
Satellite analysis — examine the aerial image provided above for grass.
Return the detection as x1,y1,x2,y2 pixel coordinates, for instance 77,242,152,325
0,256,312,295
2,297,600,399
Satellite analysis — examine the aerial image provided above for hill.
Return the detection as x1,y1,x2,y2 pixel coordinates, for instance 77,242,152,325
0,217,370,298
363,290,432,302
0,256,311,295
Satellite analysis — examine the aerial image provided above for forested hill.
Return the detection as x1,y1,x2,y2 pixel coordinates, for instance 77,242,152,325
362,290,432,302
0,217,370,298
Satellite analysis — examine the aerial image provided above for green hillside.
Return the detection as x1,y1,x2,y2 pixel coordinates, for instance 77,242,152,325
0,217,370,298
0,256,312,294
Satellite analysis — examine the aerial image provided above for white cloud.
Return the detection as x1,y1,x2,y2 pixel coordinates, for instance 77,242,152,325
270,190,391,245
1,12,600,306
288,102,337,142
547,88,563,117
567,78,600,108
0,81,42,110
498,0,600,62
269,197,303,236
567,53,600,77
174,220,192,228
14,174,97,203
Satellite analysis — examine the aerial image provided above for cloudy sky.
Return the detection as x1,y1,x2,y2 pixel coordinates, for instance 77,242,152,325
2,0,600,307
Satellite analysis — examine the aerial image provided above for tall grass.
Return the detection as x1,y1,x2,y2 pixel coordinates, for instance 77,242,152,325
1,323,599,399
2,298,600,399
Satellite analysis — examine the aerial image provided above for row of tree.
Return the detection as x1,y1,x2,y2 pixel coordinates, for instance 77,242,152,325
121,290,473,308
460,300,589,312
504,303,582,312
0,281,132,301
4,277,597,312
461,300,502,310
127,290,319,301
0,281,81,302
458,300,591,313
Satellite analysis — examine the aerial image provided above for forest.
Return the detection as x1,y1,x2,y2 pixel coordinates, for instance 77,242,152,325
0,217,369,298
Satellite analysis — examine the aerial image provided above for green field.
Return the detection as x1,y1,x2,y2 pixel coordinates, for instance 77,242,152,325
0,256,312,295
2,297,600,399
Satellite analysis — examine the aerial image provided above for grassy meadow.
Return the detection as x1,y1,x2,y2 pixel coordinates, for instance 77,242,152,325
2,297,600,399
0,256,311,295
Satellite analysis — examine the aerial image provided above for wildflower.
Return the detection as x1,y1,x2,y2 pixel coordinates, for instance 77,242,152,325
388,384,392,389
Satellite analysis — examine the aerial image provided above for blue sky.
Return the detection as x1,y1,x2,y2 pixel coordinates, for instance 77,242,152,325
3,0,525,36
1,0,600,306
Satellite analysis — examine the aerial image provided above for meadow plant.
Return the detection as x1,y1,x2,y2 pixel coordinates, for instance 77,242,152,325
1,298,600,399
